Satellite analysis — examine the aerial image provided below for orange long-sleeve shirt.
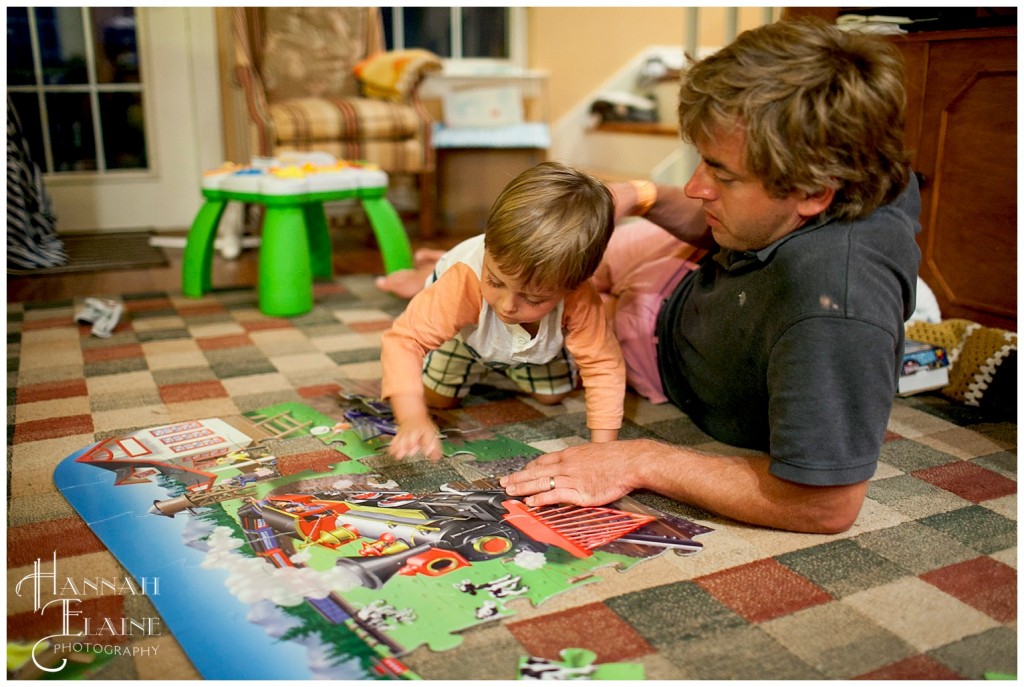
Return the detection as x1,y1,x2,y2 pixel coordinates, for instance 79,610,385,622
381,257,626,431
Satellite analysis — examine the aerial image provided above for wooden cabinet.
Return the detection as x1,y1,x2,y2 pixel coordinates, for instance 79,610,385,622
892,27,1017,330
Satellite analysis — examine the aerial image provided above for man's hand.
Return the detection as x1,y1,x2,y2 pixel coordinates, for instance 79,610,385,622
608,181,640,222
500,442,641,508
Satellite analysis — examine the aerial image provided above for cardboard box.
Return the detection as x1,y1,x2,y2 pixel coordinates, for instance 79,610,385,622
443,86,524,128
439,147,547,232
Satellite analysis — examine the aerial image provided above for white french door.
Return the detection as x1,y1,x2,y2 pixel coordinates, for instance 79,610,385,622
24,7,223,233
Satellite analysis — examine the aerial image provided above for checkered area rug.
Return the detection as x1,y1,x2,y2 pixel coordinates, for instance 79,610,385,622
7,276,1017,679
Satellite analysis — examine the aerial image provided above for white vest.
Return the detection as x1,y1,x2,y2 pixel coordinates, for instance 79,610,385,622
430,235,568,366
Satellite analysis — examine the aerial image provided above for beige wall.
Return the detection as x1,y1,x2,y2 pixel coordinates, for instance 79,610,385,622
528,7,775,124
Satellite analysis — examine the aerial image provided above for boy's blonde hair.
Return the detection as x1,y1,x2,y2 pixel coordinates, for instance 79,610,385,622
678,18,910,222
484,162,614,292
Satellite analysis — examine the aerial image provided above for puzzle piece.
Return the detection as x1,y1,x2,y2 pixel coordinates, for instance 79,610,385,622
518,647,645,680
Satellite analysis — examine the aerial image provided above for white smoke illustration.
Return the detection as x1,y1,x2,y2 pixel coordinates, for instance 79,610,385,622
513,549,547,570
200,525,361,606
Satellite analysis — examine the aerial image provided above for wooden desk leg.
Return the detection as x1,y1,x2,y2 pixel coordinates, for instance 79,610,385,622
259,205,313,317
182,199,227,297
303,201,334,280
361,194,414,274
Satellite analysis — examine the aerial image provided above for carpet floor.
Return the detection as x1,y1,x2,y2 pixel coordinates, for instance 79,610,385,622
6,275,1017,679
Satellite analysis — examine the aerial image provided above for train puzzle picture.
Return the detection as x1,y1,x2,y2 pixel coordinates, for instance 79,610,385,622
54,392,712,680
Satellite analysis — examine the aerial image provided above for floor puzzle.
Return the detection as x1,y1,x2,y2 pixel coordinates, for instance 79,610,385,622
53,393,712,680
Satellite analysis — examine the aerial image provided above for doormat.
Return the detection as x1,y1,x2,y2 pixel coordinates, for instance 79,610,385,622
7,230,169,275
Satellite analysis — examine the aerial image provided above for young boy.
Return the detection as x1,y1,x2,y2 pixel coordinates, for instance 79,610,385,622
380,162,626,461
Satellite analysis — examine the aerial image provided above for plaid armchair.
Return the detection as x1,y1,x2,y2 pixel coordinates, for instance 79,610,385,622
230,7,440,237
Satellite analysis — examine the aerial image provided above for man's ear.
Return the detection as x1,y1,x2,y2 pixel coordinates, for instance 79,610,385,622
796,186,835,219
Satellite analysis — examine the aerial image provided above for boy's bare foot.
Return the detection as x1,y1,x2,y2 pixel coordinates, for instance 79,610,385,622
375,269,431,298
414,247,445,267
375,248,443,298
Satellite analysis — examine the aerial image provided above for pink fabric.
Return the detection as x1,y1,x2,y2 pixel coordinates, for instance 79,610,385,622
591,220,706,404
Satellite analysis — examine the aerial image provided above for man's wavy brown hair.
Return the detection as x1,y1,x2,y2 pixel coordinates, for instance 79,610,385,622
678,18,910,222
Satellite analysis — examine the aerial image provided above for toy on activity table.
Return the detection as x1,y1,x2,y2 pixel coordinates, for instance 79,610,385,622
183,154,414,317
199,156,389,199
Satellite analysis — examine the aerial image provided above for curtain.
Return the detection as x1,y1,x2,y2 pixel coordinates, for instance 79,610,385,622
7,97,66,270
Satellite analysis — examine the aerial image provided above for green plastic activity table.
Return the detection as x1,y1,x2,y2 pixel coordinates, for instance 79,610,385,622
182,162,414,317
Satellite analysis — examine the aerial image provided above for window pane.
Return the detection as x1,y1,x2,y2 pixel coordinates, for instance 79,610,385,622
100,92,147,169
91,8,139,84
7,8,36,86
402,7,451,58
36,7,89,85
46,92,96,172
8,94,45,166
461,7,508,59
6,8,149,175
381,8,395,51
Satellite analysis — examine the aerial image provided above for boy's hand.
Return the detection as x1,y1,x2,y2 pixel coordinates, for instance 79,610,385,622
388,417,443,462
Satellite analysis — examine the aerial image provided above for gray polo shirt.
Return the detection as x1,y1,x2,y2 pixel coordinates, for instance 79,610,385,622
657,177,921,486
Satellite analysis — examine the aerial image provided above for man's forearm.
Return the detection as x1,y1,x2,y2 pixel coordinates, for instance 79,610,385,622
643,185,715,248
610,181,714,247
629,439,869,534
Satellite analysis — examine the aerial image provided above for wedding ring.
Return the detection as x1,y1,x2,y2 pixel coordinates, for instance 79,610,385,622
549,476,556,490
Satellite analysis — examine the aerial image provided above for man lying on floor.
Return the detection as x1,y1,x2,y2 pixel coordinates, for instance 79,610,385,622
379,20,921,535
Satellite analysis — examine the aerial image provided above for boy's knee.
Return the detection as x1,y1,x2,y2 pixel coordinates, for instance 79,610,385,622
424,387,460,410
530,391,571,406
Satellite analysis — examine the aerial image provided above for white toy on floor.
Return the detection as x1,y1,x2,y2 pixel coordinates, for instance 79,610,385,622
74,297,123,338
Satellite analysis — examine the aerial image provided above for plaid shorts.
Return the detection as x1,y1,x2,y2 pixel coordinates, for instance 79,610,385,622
423,337,578,399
